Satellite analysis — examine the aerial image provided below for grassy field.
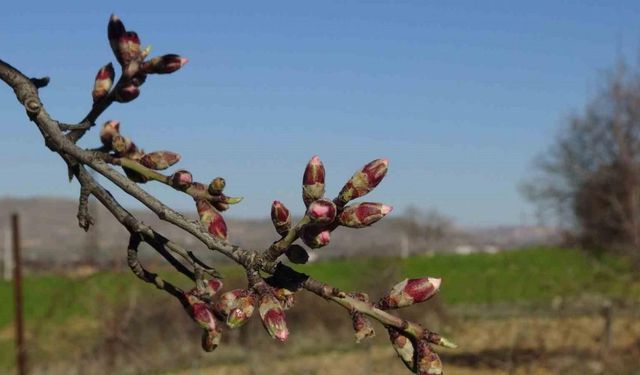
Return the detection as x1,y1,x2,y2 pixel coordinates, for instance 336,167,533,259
0,247,637,329
0,247,638,373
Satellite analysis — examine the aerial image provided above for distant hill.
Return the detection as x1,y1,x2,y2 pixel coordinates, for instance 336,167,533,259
0,197,561,267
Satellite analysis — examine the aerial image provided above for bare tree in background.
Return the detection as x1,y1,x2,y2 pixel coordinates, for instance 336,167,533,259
523,61,640,263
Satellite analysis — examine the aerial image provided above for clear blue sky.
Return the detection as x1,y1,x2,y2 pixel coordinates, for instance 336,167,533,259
1,1,639,226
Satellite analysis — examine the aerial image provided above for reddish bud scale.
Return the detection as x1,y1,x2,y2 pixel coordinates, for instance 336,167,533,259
115,83,140,103
201,328,222,352
338,159,389,204
140,151,181,170
377,277,441,310
92,63,115,102
302,155,326,206
198,278,223,299
141,54,189,74
271,200,292,236
99,120,120,147
416,341,443,375
388,328,416,372
196,200,228,240
306,199,337,224
352,312,375,343
339,202,393,228
258,293,289,342
170,169,193,189
301,226,331,249
108,15,142,67
213,201,230,212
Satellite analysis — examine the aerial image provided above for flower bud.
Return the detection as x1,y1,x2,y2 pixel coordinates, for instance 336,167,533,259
92,63,115,102
99,120,120,147
201,328,222,352
196,200,228,240
306,199,337,224
339,202,393,228
272,288,295,310
258,292,289,342
170,169,193,189
377,277,441,310
302,155,325,206
208,177,226,195
140,151,181,170
337,158,389,204
115,83,140,103
226,294,256,329
196,278,223,299
416,341,443,375
352,312,375,343
301,227,331,249
141,54,189,74
108,14,141,66
271,200,292,236
388,328,416,372
214,289,245,317
186,294,217,331
111,134,137,157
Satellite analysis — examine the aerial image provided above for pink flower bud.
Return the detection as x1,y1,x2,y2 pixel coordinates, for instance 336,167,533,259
214,289,245,317
301,227,331,249
352,312,375,343
271,201,292,236
302,155,325,206
377,277,441,310
338,158,389,204
108,14,142,66
388,328,416,372
196,200,228,240
226,294,256,329
416,340,443,375
306,199,337,224
258,292,289,342
115,83,140,103
186,294,217,331
199,278,223,299
339,202,393,228
141,54,189,74
92,63,115,102
170,169,193,189
99,120,120,147
208,177,226,195
140,151,181,170
201,328,222,352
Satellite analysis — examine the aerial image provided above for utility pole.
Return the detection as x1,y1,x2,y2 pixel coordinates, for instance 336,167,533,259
3,225,11,281
12,213,27,375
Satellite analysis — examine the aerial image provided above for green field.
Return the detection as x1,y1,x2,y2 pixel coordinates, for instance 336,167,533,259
1,247,637,329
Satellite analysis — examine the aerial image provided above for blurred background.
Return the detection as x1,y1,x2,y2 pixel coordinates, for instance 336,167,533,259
1,1,640,374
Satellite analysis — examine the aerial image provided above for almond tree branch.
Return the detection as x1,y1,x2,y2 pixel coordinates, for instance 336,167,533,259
1,55,453,372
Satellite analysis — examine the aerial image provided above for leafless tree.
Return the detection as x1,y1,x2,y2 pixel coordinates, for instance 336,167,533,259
523,61,640,262
0,15,455,374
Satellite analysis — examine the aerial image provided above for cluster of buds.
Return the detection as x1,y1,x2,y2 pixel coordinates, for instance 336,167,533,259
269,156,392,256
215,289,256,329
92,14,188,103
185,290,222,352
97,119,241,241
